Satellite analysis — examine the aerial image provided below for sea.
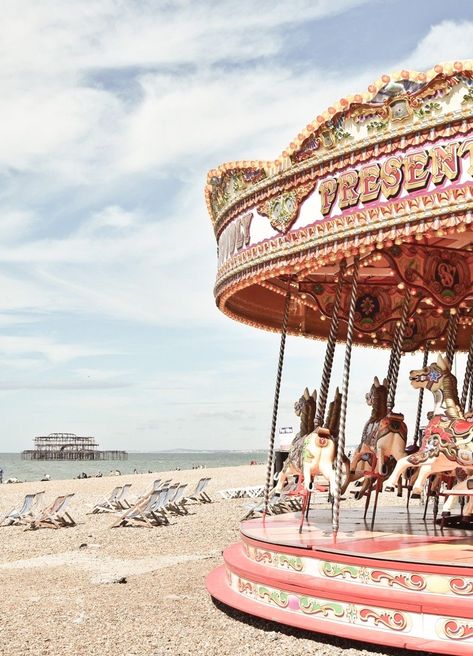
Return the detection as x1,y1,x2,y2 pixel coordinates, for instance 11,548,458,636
0,451,268,483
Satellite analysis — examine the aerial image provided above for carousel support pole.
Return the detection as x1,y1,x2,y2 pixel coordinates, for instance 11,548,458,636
387,288,411,413
413,347,430,444
469,370,473,414
406,345,428,511
315,260,346,427
262,278,292,523
461,334,473,412
298,261,346,531
332,257,360,542
445,311,459,369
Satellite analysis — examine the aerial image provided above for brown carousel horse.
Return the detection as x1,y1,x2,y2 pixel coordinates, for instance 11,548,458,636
385,354,473,498
274,387,316,493
349,376,408,498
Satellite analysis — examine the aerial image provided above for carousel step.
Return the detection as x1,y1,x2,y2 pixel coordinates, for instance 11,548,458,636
223,542,473,619
207,564,473,655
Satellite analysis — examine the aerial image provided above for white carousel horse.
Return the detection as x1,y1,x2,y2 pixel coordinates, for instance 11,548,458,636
274,387,349,496
385,354,473,498
301,388,350,495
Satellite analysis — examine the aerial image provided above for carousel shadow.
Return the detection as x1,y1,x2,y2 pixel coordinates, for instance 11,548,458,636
211,598,432,656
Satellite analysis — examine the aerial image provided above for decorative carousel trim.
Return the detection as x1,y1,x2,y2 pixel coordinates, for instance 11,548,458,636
215,201,473,306
233,574,412,632
206,63,473,236
215,184,473,289
244,543,473,597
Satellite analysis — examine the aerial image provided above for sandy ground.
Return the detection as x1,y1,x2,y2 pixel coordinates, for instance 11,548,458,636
0,466,429,656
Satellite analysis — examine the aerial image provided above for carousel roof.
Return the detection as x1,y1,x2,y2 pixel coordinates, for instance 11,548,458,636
205,61,473,351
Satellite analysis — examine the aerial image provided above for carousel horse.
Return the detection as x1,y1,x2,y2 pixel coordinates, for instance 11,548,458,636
384,354,473,498
349,376,408,497
441,472,473,517
274,387,317,493
302,388,350,496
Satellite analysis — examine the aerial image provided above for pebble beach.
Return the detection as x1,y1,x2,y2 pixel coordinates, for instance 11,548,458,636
0,465,426,656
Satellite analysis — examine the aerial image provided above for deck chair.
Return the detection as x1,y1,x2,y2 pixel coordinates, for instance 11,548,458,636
111,490,163,528
90,485,123,513
26,494,76,530
147,487,173,525
1,491,45,526
165,484,189,515
187,477,212,503
131,479,166,505
115,483,133,509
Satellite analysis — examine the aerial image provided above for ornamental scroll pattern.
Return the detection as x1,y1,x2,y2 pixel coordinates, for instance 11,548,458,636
321,562,427,591
217,184,473,284
209,94,473,231
251,546,304,572
257,182,314,233
438,619,473,641
385,244,473,308
235,576,411,632
450,578,473,595
246,548,473,597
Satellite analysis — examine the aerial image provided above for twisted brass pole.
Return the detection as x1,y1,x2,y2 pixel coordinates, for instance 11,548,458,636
413,347,429,443
332,257,359,540
461,333,473,412
315,261,346,427
445,312,459,369
387,288,411,412
263,279,292,521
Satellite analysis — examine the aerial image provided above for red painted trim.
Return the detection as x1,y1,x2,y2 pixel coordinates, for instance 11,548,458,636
206,565,472,656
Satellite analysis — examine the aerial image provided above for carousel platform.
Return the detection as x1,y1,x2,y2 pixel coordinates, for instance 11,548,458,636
206,508,473,655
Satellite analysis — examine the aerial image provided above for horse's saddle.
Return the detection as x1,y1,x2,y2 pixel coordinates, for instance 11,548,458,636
424,415,473,444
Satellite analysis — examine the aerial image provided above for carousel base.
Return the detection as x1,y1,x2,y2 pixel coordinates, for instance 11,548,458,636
206,507,473,654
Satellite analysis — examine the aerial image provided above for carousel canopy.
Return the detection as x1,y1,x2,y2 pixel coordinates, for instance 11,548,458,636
205,61,473,351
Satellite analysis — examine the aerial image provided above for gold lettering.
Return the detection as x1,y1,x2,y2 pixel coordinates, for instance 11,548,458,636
380,156,403,199
431,143,459,184
404,150,430,191
459,137,473,176
338,171,359,209
319,178,338,216
359,164,381,203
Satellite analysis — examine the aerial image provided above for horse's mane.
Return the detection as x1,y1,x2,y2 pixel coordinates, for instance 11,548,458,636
371,383,388,421
301,396,316,435
441,370,464,419
325,388,342,439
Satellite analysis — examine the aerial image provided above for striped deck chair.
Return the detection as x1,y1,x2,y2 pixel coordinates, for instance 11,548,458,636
1,491,45,526
132,479,165,505
187,478,212,503
115,483,133,509
148,487,173,525
111,490,162,528
165,484,188,515
90,486,123,513
26,494,76,530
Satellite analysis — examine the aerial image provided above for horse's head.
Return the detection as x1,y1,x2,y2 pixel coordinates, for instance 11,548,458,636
366,376,387,407
409,354,450,392
294,387,317,417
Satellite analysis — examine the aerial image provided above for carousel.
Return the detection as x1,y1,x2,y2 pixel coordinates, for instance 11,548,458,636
205,61,473,654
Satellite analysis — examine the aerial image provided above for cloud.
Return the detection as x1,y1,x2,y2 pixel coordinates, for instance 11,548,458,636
0,380,130,390
0,335,111,364
398,20,473,70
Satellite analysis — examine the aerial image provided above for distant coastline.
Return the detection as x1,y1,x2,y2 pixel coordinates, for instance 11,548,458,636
0,450,267,483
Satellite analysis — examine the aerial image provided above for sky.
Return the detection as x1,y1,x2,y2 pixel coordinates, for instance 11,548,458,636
0,0,472,452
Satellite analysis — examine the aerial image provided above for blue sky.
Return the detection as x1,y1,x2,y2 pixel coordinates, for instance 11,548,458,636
0,0,472,451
